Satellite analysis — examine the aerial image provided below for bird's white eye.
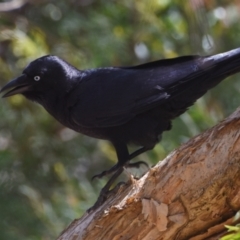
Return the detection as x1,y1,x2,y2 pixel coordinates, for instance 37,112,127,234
34,76,41,81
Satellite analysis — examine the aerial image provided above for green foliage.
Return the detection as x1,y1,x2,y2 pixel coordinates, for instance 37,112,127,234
221,212,240,240
0,0,240,239
221,225,240,240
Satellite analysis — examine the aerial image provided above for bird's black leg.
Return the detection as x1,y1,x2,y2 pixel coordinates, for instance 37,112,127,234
91,162,122,180
89,144,154,210
89,142,129,211
88,167,124,212
126,160,149,169
129,146,150,159
92,141,129,180
125,146,152,169
92,145,152,180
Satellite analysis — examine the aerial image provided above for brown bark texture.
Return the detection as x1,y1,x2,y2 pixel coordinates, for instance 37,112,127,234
57,107,240,240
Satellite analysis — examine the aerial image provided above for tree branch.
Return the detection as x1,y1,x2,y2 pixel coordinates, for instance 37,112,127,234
57,107,240,240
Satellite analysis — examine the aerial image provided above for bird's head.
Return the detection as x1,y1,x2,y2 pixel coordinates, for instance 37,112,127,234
0,55,79,103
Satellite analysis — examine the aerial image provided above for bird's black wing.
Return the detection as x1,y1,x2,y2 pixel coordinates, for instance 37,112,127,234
69,56,197,127
70,49,240,128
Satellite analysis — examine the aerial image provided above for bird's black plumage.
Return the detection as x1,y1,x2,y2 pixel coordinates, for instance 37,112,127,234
2,48,240,208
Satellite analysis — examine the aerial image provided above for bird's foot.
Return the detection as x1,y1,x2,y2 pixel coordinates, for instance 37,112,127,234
126,160,149,169
88,168,124,212
87,182,125,213
92,160,149,181
87,189,109,213
91,163,121,180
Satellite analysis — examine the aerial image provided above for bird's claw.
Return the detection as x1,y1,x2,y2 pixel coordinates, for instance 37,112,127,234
92,160,148,181
126,160,149,169
87,181,126,213
91,164,121,180
91,171,109,180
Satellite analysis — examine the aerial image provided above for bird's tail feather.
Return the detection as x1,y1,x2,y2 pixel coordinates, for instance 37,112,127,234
161,48,240,117
206,47,240,77
169,47,240,96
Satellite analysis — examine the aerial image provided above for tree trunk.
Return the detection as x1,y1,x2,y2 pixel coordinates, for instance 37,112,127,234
57,107,240,240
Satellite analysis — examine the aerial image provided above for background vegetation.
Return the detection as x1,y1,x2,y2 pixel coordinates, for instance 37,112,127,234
0,0,240,239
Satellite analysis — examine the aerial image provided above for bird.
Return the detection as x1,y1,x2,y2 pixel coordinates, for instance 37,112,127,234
1,48,240,208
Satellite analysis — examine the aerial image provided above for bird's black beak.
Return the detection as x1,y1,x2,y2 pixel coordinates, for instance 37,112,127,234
0,74,31,98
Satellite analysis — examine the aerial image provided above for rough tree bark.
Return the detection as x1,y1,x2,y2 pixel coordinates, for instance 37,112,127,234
57,107,240,240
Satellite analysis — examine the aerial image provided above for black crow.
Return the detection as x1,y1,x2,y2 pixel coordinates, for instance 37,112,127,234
2,48,240,208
